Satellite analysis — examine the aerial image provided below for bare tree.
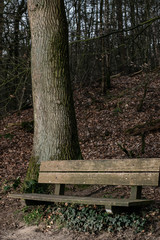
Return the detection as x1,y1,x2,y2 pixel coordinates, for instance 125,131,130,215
0,0,4,63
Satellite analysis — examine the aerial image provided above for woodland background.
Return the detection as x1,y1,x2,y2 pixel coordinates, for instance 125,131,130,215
0,1,160,239
0,0,159,117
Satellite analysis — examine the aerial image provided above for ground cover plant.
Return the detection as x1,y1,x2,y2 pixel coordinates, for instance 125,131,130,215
0,71,160,239
22,204,153,234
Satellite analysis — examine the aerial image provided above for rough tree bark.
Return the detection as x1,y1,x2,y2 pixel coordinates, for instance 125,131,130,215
0,0,4,63
27,0,82,180
115,0,126,72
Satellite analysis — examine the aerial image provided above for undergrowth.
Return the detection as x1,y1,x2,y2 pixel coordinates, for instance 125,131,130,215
23,206,43,225
22,203,152,233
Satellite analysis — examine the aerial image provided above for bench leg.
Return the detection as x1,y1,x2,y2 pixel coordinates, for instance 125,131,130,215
105,205,113,214
130,186,142,199
54,184,65,195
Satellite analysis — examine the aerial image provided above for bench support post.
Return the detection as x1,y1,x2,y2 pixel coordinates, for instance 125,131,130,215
105,205,113,214
54,184,65,195
130,186,142,199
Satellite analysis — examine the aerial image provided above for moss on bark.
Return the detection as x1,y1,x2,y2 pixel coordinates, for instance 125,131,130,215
25,156,40,182
22,156,40,193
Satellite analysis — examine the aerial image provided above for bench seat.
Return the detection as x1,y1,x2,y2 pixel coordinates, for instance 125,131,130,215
9,158,160,213
9,193,153,207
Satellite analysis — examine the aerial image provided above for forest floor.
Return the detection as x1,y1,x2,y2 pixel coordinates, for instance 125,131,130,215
0,69,160,239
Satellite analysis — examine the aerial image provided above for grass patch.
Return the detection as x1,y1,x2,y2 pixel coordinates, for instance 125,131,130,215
23,206,43,225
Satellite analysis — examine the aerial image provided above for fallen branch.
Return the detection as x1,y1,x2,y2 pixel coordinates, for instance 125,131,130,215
110,73,121,79
125,119,160,136
130,70,142,77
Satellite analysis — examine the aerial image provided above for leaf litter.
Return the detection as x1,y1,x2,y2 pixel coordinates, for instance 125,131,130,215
0,71,160,239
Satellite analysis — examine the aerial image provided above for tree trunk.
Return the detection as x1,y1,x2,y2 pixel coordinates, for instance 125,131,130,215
0,0,4,63
27,0,82,180
116,0,125,72
75,0,81,82
100,0,105,93
129,1,135,63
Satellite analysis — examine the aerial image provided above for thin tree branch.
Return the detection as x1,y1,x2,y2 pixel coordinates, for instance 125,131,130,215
70,16,160,44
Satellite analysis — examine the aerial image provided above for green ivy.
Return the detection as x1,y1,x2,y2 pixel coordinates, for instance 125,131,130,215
21,204,151,233
43,204,148,233
23,179,50,194
0,133,14,139
2,177,21,193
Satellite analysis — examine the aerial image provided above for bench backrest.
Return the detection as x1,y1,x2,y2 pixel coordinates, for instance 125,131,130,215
38,159,160,186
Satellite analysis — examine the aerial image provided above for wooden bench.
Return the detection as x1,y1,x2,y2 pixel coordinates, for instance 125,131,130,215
9,158,160,213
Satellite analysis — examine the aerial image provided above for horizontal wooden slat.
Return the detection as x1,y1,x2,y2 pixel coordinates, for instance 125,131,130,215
40,159,160,172
9,193,153,207
38,172,159,186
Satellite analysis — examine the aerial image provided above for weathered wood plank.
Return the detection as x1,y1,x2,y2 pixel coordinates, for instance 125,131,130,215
38,172,159,186
40,159,160,172
54,184,65,195
9,193,153,207
130,186,142,199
